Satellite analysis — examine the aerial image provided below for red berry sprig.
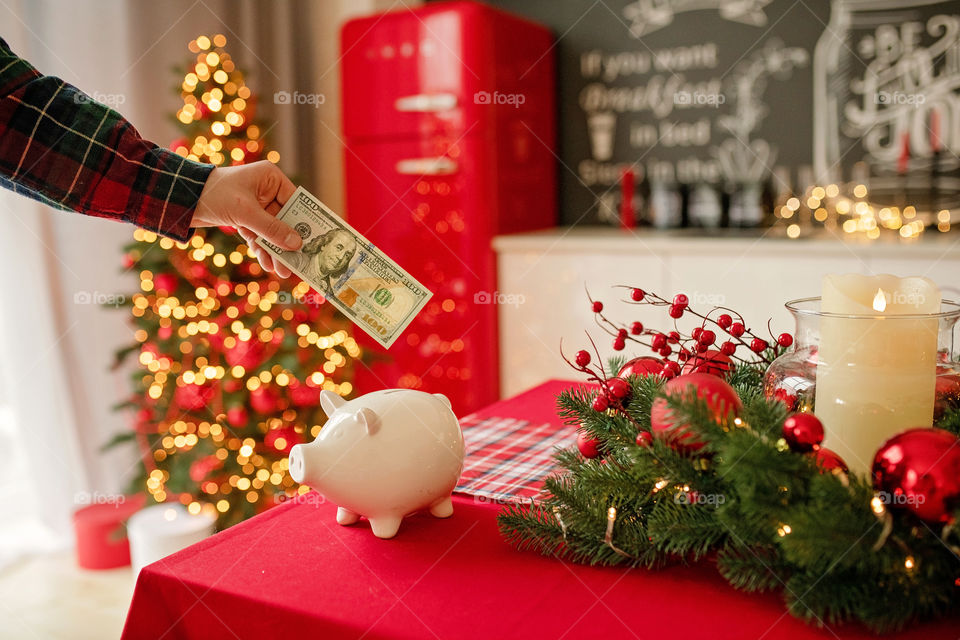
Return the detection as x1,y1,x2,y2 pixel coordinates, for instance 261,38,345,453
584,286,791,378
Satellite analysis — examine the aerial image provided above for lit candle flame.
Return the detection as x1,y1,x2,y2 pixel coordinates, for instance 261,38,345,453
872,288,887,313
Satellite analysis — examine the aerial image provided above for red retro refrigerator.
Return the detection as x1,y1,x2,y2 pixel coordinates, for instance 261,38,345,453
340,1,556,414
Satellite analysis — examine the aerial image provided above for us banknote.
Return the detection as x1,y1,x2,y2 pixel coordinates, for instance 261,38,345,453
256,187,432,348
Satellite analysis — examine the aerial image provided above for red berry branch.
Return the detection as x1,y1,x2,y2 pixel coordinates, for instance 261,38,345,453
576,286,792,383
559,336,638,422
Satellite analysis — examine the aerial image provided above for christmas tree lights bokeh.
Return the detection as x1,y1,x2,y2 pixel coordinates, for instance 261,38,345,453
110,35,360,528
171,33,279,167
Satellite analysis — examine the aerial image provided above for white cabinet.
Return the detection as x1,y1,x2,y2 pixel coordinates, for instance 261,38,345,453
494,229,960,397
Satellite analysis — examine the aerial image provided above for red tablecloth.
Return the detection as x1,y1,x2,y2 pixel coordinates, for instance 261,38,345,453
122,380,958,639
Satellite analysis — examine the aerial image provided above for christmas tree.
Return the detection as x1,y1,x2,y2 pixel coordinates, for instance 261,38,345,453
108,34,360,528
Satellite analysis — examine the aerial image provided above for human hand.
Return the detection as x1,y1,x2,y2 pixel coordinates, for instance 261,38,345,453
192,161,302,277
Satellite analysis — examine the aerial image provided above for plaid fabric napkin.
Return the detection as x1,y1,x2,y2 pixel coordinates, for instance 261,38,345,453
454,414,571,504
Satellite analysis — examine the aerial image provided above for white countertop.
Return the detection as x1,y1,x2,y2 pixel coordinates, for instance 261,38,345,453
493,227,960,259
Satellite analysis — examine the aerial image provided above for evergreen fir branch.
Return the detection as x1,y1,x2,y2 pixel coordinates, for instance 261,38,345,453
646,497,727,559
726,361,765,391
660,392,729,450
606,355,626,376
936,405,960,435
100,430,137,451
620,374,664,425
498,502,569,559
776,473,877,571
738,388,788,439
716,544,787,592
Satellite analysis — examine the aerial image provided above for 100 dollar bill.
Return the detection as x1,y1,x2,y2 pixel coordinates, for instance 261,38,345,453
256,187,432,348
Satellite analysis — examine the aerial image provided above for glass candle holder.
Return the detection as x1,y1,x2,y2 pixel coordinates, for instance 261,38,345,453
764,298,960,475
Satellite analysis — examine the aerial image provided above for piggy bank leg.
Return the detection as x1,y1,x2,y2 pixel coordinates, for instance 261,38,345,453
336,507,360,526
368,516,402,539
429,496,453,518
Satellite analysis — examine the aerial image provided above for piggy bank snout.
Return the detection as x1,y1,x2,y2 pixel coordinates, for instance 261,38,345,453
288,444,307,484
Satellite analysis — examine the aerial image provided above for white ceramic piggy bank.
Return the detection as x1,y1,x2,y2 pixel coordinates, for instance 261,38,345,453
288,389,465,538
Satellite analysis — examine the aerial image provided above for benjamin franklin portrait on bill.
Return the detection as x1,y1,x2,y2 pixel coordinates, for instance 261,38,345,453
285,227,358,295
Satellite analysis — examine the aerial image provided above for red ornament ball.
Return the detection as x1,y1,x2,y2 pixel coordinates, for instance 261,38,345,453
636,431,653,447
681,349,732,377
575,350,591,367
591,394,609,412
605,377,631,399
728,322,745,338
577,431,602,458
630,321,644,335
872,428,960,524
618,357,662,379
224,338,265,370
189,455,223,483
153,273,178,295
781,413,824,452
174,383,214,411
225,405,249,428
649,373,742,451
814,447,848,474
934,367,960,419
772,388,798,411
250,385,281,414
661,361,681,378
777,333,794,348
631,288,645,302
289,380,322,408
592,301,603,313
717,314,733,329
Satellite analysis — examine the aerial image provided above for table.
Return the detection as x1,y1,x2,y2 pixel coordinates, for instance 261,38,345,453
122,380,958,639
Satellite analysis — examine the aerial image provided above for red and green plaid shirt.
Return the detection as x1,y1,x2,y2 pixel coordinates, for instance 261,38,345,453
0,37,213,241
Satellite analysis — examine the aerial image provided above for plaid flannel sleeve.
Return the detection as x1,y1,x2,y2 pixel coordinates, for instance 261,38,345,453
0,37,214,241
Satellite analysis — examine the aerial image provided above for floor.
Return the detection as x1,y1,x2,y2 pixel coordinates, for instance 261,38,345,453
0,551,134,639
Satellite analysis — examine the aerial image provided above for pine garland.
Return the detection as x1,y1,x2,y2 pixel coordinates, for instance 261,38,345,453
498,364,960,633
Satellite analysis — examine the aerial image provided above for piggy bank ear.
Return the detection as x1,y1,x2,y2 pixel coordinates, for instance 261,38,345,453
320,390,346,417
355,407,380,435
433,393,452,409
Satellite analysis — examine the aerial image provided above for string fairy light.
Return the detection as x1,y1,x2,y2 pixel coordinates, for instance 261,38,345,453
603,505,632,558
773,180,953,242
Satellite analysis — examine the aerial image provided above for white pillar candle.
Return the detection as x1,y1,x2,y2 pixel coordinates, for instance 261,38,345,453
128,503,216,575
815,274,940,475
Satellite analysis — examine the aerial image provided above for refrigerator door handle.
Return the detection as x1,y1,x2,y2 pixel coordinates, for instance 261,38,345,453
394,93,458,112
395,157,459,175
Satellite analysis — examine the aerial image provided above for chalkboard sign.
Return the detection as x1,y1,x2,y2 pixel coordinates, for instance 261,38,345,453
464,0,960,225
